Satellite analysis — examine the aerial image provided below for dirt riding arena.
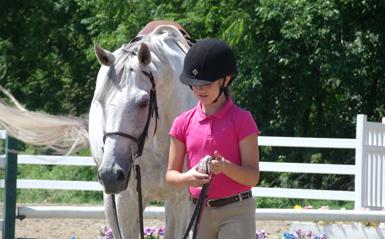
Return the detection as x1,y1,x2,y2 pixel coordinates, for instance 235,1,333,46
1,204,291,239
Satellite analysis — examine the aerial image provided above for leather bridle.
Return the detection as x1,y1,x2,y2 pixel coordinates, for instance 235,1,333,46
102,70,159,157
102,70,158,239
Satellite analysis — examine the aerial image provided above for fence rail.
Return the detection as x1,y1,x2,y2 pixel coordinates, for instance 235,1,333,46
15,205,385,222
258,136,356,149
0,155,356,201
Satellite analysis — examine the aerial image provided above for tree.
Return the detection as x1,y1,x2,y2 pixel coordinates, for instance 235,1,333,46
0,1,95,114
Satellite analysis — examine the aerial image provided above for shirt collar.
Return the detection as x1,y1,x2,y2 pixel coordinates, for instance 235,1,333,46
196,98,234,121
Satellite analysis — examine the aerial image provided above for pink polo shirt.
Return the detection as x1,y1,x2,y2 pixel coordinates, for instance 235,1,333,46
169,98,260,199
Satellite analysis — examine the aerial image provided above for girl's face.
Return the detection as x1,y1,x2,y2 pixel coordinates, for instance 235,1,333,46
191,78,225,105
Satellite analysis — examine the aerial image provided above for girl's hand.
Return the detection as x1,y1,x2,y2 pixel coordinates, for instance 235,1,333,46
184,165,210,187
209,151,230,175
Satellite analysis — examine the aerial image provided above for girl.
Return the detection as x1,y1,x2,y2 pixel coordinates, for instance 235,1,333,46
166,38,260,239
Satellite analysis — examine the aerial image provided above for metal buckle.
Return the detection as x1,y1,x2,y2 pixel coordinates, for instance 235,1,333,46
238,193,243,202
206,199,215,208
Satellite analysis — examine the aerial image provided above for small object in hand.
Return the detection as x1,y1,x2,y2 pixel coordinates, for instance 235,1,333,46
196,155,213,174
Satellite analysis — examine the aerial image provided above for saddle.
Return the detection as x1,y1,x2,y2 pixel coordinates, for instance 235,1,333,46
138,20,195,46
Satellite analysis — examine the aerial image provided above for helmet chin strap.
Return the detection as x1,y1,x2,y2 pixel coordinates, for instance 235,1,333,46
212,79,226,104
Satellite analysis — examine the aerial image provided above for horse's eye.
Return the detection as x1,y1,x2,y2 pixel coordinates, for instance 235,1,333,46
136,93,150,108
138,99,149,108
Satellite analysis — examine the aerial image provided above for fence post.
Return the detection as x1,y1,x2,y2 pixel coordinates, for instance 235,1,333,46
3,136,17,239
354,114,366,210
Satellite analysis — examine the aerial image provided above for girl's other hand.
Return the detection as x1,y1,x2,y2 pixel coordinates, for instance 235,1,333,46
209,151,229,175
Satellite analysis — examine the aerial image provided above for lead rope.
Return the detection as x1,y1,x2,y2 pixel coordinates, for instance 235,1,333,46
135,164,145,239
130,147,145,239
111,194,123,239
182,182,210,239
182,159,212,239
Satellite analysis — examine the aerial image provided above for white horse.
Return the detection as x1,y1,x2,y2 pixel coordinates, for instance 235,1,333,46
0,21,196,239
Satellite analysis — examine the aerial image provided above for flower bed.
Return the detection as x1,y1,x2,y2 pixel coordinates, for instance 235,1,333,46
67,225,328,239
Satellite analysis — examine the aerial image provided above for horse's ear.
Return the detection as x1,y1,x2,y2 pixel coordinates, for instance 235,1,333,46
94,43,115,66
138,43,151,67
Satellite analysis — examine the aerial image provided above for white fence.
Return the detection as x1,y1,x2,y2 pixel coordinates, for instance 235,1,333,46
356,115,385,210
1,145,356,201
1,114,385,224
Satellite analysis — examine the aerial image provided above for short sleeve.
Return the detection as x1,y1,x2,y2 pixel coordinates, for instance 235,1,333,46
169,114,187,144
237,111,260,141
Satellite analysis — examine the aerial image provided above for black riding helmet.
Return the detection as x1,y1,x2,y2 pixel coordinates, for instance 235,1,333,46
179,38,237,86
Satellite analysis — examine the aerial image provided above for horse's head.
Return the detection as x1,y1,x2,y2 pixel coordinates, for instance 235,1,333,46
92,25,193,194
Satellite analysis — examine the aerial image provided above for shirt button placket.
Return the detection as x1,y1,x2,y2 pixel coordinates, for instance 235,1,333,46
208,118,214,144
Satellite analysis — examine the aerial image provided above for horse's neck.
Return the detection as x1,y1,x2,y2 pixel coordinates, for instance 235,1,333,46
145,84,194,160
151,39,195,140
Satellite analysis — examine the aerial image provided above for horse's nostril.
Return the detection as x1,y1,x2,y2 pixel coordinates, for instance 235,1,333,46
116,169,125,182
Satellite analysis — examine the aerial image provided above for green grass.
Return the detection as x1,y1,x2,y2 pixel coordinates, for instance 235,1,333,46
256,197,354,209
15,189,103,204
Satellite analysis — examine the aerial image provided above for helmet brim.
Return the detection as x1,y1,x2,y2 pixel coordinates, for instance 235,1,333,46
179,73,213,86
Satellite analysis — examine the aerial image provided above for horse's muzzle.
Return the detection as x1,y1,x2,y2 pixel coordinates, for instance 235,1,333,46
97,161,131,194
